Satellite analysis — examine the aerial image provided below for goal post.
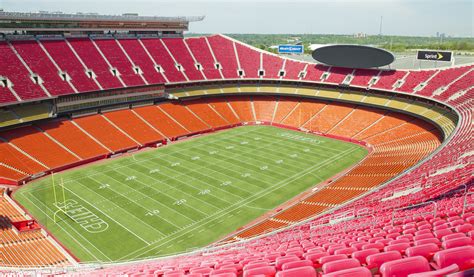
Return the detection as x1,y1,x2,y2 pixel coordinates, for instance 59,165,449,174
52,174,68,223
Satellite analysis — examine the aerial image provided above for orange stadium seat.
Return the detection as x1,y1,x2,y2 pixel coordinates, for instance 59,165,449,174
227,96,255,122
306,103,355,133
158,102,210,133
103,109,165,145
38,120,109,159
253,96,277,122
0,141,47,175
133,105,189,138
184,99,230,128
73,115,137,152
0,126,79,169
282,101,326,128
273,98,300,123
207,98,241,125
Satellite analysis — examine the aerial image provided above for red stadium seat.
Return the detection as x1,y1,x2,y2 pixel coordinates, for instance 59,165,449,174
384,243,410,254
281,260,313,270
352,248,379,265
276,256,300,270
366,251,402,273
322,258,361,274
433,246,474,270
442,237,472,249
406,243,440,260
275,266,316,277
243,266,276,277
322,267,372,277
379,256,430,277
407,264,459,277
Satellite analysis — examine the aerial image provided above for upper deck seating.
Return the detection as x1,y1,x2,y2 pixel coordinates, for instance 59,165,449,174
40,39,99,92
185,37,222,80
10,40,73,96
67,38,123,90
93,38,145,87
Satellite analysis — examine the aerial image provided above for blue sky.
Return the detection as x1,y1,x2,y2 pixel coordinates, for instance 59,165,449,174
1,0,472,37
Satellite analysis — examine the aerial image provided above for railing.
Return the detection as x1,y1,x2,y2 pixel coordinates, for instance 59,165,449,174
391,201,438,225
0,11,205,23
462,189,474,216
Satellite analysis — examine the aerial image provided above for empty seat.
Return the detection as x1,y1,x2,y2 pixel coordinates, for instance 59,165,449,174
211,268,238,276
414,238,440,246
276,256,300,270
322,267,372,277
281,260,313,270
442,237,472,249
379,256,430,277
433,246,474,270
322,258,361,274
275,266,316,277
449,219,465,227
304,252,329,264
334,247,357,256
318,254,348,267
384,243,410,254
442,233,467,242
389,238,411,245
455,223,472,233
190,267,212,275
243,265,276,277
366,251,402,273
352,248,379,265
211,273,237,277
243,261,270,271
406,243,439,260
362,242,384,251
407,264,459,277
434,229,453,239
414,234,435,241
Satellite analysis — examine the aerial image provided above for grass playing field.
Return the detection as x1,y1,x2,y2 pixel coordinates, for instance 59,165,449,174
14,125,367,263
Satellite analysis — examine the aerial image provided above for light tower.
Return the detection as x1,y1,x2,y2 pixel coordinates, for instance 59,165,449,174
379,16,383,36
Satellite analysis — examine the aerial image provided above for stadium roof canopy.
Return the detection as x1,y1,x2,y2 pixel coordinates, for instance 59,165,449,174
0,11,205,33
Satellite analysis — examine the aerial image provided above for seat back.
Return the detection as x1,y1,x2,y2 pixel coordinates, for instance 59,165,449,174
433,246,474,270
243,265,276,277
384,243,410,254
405,243,439,260
366,251,402,273
379,256,430,277
281,260,313,271
442,237,472,249
275,266,316,277
352,248,379,265
276,256,300,270
318,254,347,266
321,267,372,277
322,258,361,274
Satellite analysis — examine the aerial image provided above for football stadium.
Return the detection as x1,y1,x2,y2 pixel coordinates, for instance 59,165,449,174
0,2,472,276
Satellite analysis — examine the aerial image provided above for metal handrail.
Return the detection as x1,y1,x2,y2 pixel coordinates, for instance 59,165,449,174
0,11,204,22
391,201,438,225
462,190,474,216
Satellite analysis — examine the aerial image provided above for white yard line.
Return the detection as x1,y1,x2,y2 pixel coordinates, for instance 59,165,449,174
24,192,110,262
107,167,212,218
120,146,359,260
133,162,239,204
17,126,364,262
63,184,154,245
25,127,262,193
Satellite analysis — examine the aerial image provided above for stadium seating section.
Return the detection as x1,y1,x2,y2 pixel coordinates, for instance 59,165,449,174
0,35,472,275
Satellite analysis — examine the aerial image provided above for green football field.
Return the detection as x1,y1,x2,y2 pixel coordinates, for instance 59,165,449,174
14,125,367,263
